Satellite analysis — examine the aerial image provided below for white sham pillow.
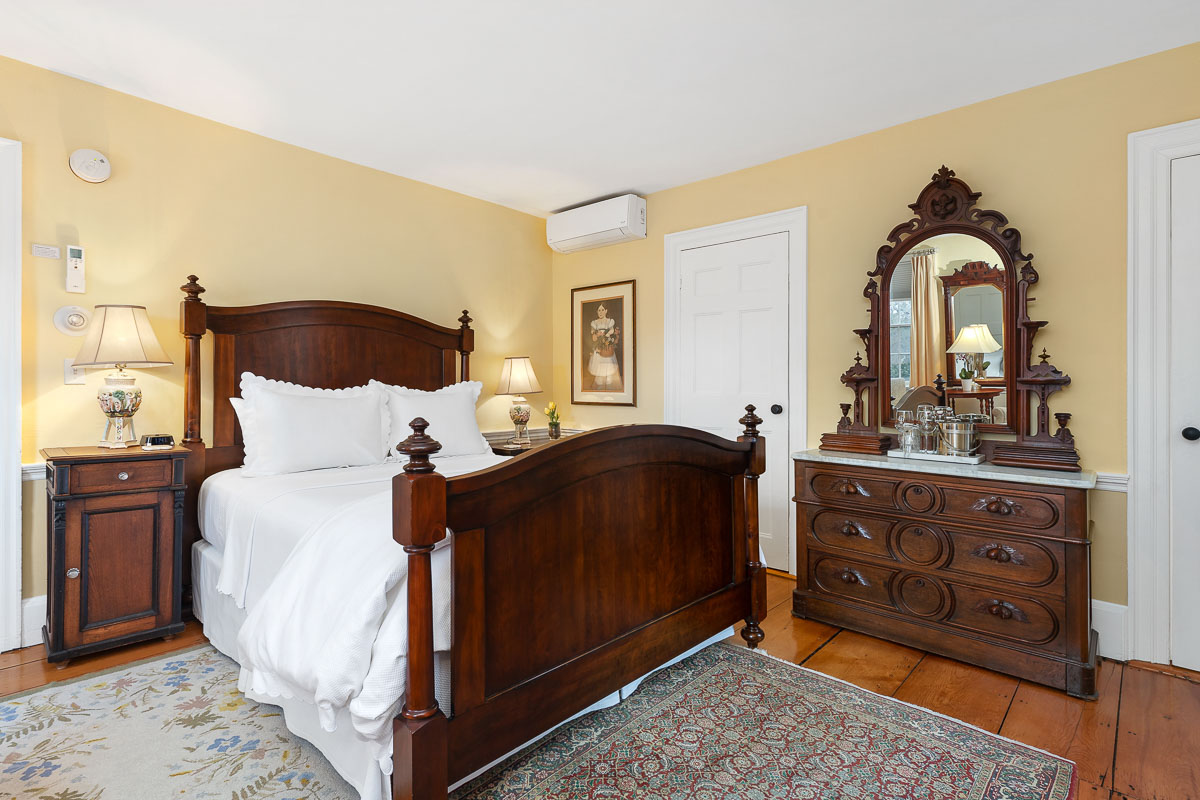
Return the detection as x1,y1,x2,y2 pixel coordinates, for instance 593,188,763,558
236,390,387,477
370,379,490,458
237,372,390,455
234,372,390,476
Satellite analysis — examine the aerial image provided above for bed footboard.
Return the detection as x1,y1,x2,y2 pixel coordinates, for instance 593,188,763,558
392,408,767,800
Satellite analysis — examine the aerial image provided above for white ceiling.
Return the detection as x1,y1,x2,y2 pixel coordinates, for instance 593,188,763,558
2,1,1199,217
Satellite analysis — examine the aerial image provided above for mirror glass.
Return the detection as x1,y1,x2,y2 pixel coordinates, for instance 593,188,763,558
885,232,1009,427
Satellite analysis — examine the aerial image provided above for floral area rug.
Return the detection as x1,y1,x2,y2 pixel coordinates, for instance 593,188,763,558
0,645,353,800
454,642,1077,800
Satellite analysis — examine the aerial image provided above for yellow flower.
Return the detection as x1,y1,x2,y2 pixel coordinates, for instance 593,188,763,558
543,408,550,415
548,401,556,410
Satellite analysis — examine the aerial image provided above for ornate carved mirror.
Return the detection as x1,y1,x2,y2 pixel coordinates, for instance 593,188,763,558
820,166,1081,471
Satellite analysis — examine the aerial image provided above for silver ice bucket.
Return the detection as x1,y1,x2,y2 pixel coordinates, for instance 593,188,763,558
940,420,979,456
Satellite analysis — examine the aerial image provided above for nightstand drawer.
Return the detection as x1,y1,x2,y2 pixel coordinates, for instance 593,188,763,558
69,458,172,494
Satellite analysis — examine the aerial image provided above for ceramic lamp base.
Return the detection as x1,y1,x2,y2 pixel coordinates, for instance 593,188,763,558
508,395,533,446
97,368,143,449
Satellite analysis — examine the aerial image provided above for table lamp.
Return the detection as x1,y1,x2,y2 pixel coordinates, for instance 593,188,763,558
496,356,542,446
946,323,1001,381
72,304,173,448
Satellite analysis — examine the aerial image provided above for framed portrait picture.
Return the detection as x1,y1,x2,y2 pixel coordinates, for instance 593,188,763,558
571,280,636,406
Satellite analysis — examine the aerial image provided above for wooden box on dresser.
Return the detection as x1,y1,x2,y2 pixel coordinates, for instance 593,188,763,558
792,450,1099,699
40,446,189,665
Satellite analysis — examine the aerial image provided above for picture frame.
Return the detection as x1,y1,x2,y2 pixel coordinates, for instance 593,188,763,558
571,279,636,406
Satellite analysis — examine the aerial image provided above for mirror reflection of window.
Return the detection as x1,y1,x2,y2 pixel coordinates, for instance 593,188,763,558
889,258,913,401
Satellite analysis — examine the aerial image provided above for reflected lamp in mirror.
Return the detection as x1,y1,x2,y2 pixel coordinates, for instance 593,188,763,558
946,323,1001,387
72,305,173,448
496,356,543,446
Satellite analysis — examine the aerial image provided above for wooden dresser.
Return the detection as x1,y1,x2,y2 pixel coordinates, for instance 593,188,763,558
41,446,189,665
792,450,1098,698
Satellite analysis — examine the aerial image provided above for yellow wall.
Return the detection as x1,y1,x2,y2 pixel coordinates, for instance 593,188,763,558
6,55,552,597
551,43,1200,605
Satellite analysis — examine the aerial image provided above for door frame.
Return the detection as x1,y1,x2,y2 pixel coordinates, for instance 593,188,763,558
664,206,807,576
1127,117,1200,664
0,138,21,652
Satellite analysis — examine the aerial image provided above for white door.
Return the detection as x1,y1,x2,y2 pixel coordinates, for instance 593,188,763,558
676,232,791,570
1169,154,1200,671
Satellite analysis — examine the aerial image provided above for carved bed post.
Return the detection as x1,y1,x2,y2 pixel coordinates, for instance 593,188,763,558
179,276,208,602
393,418,449,800
457,310,473,381
738,405,767,649
180,275,206,445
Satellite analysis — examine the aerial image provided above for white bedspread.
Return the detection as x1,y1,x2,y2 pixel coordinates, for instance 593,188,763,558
199,454,505,775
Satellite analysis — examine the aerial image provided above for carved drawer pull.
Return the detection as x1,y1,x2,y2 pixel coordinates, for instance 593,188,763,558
971,543,1026,565
833,478,869,497
117,471,130,481
838,568,869,587
972,496,1024,517
973,598,1028,623
839,520,871,539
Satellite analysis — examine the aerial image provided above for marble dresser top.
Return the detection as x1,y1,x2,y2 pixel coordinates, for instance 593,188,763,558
792,448,1097,490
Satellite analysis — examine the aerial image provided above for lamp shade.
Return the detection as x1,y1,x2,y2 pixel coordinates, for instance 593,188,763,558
946,323,1001,355
72,305,173,368
496,356,542,395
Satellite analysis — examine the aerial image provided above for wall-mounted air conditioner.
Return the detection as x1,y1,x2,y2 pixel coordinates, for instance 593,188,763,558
546,194,647,254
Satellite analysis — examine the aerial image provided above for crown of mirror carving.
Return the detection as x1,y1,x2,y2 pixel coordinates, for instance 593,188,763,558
819,166,1081,471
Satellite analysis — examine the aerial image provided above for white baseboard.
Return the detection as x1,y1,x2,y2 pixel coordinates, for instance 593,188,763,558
1092,599,1128,661
20,595,45,648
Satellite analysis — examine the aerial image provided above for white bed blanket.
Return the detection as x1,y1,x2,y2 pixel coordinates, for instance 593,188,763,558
218,454,504,775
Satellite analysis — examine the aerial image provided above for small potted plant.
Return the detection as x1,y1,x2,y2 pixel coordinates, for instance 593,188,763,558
544,401,562,439
958,366,976,392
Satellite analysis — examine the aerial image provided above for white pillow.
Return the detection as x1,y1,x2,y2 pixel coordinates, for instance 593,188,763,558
237,372,390,456
370,380,490,458
236,390,386,477
233,372,390,476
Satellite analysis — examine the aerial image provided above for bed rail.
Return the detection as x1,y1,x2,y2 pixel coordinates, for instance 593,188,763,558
392,407,767,799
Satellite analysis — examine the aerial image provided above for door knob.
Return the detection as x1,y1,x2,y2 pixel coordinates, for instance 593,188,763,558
1184,427,1200,441
770,404,783,415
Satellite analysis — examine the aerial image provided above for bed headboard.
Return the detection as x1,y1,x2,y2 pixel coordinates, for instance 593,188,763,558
177,275,474,593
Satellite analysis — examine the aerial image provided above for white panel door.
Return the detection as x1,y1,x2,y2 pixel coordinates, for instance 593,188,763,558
1169,154,1200,671
677,233,790,570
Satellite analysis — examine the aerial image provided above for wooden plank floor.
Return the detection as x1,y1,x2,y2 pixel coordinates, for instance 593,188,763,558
3,578,1198,799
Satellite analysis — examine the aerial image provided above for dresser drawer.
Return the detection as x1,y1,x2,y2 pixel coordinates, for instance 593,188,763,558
946,583,1063,648
809,553,897,608
69,459,172,494
937,486,1063,532
806,469,899,510
943,529,1061,589
807,507,895,560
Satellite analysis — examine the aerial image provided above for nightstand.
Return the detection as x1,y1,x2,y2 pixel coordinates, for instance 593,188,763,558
40,446,190,666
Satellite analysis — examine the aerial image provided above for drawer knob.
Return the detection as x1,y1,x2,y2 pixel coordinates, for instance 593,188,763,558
839,569,858,584
841,522,858,537
117,471,130,481
973,496,1023,517
987,547,1011,563
974,598,1028,623
66,568,80,579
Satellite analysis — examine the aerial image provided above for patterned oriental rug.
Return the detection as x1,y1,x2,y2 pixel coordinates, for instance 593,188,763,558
454,643,1077,800
0,643,1077,800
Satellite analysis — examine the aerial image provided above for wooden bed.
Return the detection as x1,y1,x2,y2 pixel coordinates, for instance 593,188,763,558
178,275,768,800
